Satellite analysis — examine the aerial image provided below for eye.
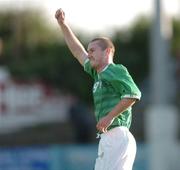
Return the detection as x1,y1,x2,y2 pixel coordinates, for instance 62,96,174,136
88,49,94,53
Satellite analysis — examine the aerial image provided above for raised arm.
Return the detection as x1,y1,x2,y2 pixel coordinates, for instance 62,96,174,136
55,9,88,65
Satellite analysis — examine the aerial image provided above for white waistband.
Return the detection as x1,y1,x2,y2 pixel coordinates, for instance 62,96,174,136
96,126,129,138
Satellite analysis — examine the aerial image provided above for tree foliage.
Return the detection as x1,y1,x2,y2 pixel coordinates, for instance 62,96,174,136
0,10,179,103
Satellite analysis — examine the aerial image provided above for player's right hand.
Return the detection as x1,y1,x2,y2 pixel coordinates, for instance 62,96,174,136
55,8,65,25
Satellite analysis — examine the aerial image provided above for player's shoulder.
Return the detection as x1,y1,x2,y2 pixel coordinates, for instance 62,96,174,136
100,63,128,80
107,63,129,75
84,58,97,78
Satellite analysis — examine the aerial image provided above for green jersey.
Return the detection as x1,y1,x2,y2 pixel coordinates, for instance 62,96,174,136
84,59,141,130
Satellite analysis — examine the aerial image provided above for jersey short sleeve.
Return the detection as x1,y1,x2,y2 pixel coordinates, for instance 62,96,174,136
100,64,141,100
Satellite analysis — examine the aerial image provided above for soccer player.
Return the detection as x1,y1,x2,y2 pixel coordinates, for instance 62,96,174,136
55,8,141,170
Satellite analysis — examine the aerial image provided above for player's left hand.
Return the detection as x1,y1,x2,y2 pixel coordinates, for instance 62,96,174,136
96,115,114,133
55,8,65,25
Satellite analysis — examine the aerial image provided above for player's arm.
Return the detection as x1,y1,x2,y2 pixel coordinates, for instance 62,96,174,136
96,98,136,133
55,8,88,66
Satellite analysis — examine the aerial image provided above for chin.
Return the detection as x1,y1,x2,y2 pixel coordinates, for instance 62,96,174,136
90,61,98,69
90,63,96,69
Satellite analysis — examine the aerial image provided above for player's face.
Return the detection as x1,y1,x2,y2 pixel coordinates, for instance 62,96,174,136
87,41,106,69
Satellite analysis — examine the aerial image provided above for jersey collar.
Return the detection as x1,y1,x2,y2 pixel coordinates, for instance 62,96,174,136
98,62,114,74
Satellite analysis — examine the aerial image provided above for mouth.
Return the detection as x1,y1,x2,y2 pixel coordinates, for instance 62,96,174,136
89,56,95,60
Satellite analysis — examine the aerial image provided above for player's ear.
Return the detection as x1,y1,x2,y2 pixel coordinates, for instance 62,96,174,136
105,48,111,56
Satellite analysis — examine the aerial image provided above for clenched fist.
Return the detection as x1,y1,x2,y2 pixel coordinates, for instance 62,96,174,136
55,8,65,25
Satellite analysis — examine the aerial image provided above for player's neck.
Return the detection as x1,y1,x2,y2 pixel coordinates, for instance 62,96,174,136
97,61,113,73
96,55,113,73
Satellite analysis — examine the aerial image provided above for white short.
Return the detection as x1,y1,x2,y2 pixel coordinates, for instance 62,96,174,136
94,126,136,170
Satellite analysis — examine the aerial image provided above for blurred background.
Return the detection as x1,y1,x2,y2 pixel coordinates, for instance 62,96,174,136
0,0,179,170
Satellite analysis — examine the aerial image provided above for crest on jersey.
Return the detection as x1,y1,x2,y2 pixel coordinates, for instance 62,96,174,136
93,81,102,93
